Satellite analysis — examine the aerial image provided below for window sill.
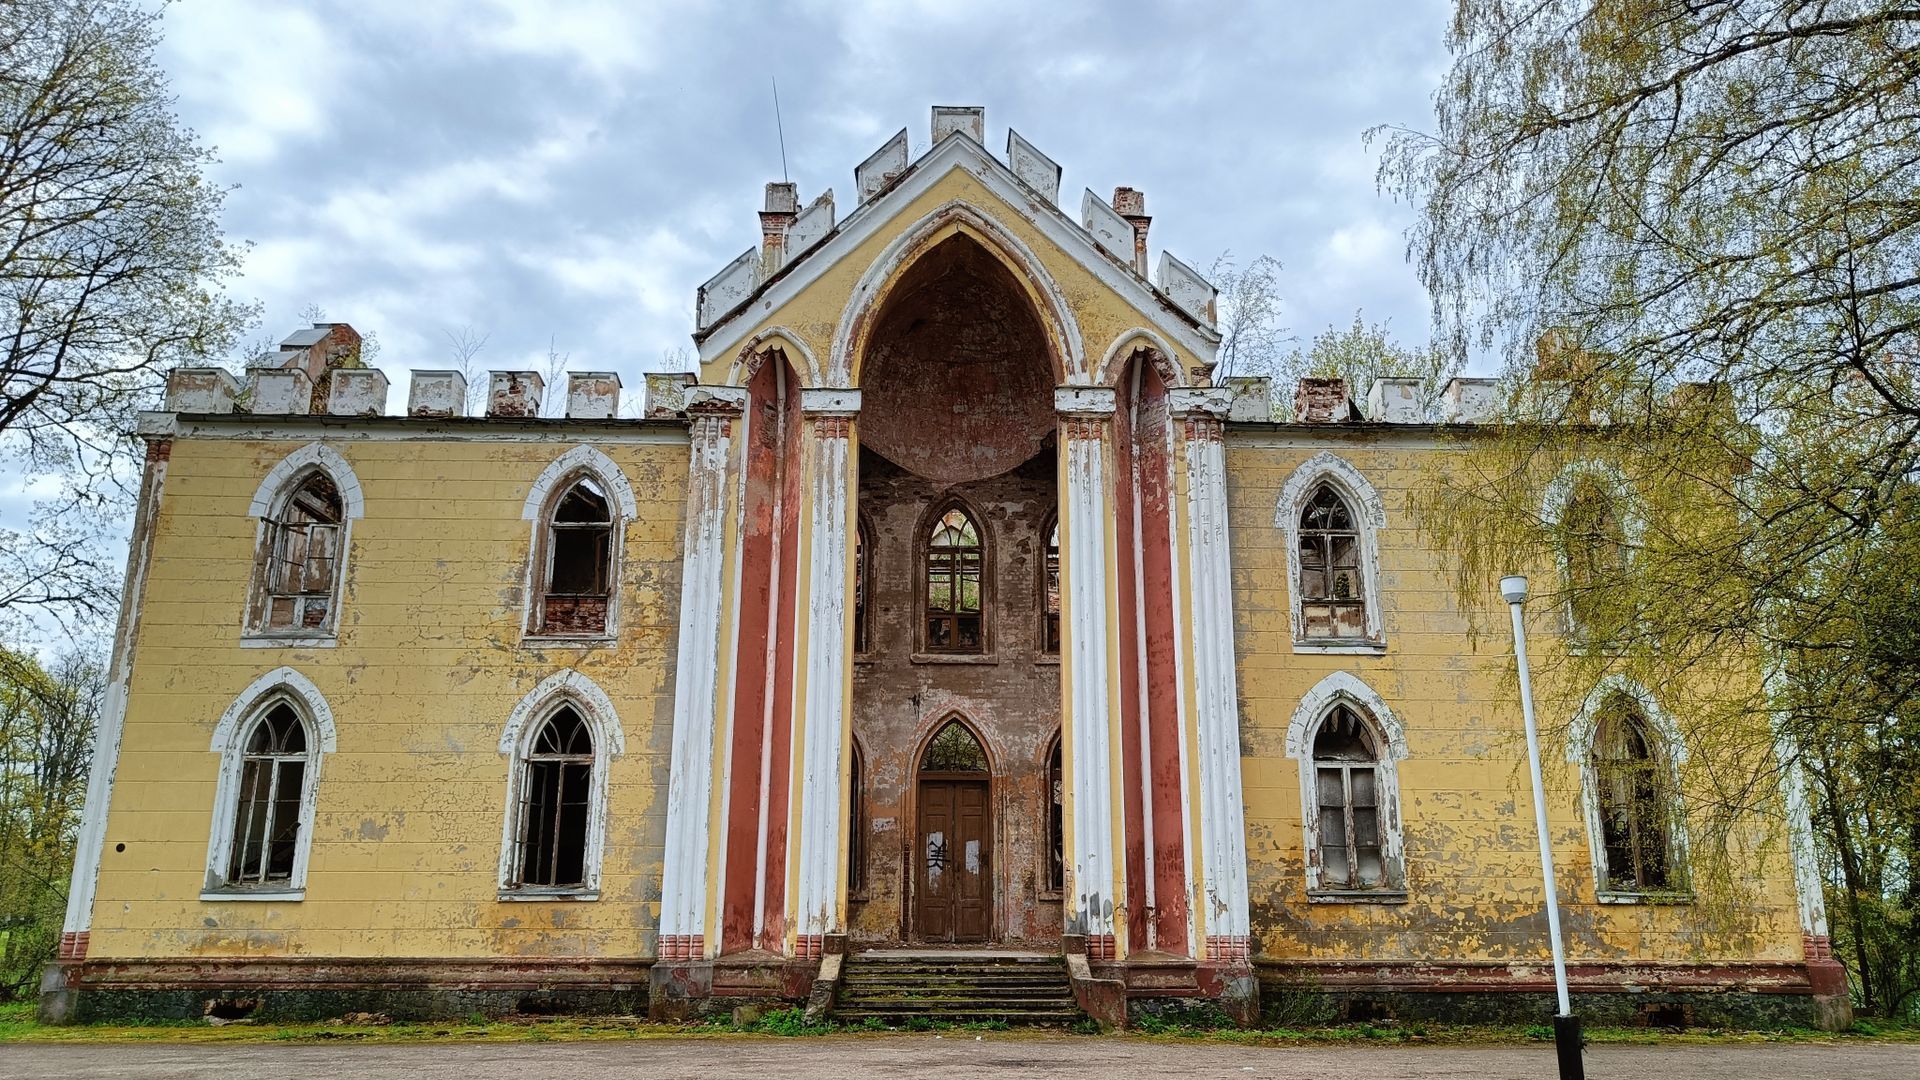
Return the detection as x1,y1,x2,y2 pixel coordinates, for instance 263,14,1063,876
1034,654,1061,666
1038,891,1064,903
1597,890,1693,906
201,888,304,902
1308,889,1408,905
911,652,998,665
1292,640,1387,656
521,635,617,649
498,888,601,902
240,633,337,649
853,655,875,667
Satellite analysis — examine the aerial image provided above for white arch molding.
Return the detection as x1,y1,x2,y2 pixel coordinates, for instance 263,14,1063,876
1284,671,1409,898
1095,327,1187,388
521,445,639,521
496,669,627,897
831,200,1088,387
729,327,823,387
202,667,337,900
248,442,365,520
1566,675,1693,900
1275,451,1388,649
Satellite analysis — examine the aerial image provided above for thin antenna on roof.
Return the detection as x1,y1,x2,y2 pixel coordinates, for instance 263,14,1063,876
771,75,790,183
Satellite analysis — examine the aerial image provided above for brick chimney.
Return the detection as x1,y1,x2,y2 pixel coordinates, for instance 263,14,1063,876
1112,187,1150,276
1294,377,1354,423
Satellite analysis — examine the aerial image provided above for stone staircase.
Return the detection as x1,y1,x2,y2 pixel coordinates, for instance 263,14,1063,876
832,951,1085,1026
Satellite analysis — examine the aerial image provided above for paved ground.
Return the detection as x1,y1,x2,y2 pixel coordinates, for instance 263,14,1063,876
1,1036,1915,1079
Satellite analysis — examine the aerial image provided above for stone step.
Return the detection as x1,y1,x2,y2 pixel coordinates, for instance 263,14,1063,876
835,1008,1086,1025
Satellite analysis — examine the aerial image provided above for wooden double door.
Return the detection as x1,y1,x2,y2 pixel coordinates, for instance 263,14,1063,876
914,777,992,943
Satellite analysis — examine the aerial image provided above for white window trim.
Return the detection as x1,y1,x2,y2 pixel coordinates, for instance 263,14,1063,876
1568,675,1693,902
1275,451,1387,650
202,667,337,901
1284,671,1408,900
496,669,625,899
242,443,364,645
1540,460,1645,644
520,445,638,644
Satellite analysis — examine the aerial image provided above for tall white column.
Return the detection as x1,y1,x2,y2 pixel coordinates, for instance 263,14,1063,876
789,388,859,958
1172,388,1252,961
658,390,745,962
1058,386,1123,960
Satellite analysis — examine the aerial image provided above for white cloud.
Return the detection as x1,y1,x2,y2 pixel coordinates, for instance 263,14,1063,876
159,2,343,164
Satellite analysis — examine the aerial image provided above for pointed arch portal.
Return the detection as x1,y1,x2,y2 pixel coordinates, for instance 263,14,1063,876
914,716,993,943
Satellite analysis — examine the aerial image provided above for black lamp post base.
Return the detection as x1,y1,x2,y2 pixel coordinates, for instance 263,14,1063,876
1554,1013,1586,1079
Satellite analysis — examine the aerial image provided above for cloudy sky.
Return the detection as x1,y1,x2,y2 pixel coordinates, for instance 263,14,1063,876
155,0,1456,397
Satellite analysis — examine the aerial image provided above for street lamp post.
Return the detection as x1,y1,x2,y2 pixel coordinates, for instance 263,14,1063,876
1501,574,1584,1080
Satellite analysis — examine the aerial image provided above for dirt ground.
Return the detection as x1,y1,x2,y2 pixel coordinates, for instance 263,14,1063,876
1,1034,1915,1079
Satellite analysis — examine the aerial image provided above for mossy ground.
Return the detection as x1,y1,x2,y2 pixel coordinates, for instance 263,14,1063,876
3,1000,1913,1046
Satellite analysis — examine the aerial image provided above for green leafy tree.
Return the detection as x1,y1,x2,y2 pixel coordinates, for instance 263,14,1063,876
1376,0,1920,1014
0,646,100,998
0,0,253,632
1284,312,1460,420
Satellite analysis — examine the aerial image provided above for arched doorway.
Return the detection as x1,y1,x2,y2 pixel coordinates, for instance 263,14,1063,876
914,717,992,943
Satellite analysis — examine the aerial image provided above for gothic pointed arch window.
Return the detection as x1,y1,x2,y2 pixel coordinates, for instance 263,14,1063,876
1045,731,1065,895
535,477,615,636
1587,695,1682,895
853,515,873,656
1298,484,1366,640
922,503,987,654
848,739,868,898
252,470,345,634
506,705,596,890
1561,477,1630,642
1040,514,1061,655
1277,453,1386,649
921,717,990,773
222,703,312,887
203,669,335,900
1287,673,1407,900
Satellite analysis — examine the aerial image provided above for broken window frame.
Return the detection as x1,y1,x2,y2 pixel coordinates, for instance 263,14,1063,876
1045,732,1065,896
1588,697,1686,897
848,739,868,899
530,474,619,639
249,469,347,637
1040,514,1061,656
1296,483,1367,641
1560,478,1633,647
1310,705,1390,892
499,699,608,898
853,515,873,656
1293,688,1407,903
920,502,989,655
203,688,327,901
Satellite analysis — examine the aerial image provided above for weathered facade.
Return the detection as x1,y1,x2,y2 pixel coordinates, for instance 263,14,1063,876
43,107,1848,1030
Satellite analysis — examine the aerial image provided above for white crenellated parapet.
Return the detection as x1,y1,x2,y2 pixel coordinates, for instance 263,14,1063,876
1080,189,1135,270
565,372,622,420
788,190,836,259
697,247,760,331
789,387,861,954
642,372,697,419
327,369,388,416
657,388,747,963
487,371,544,418
164,367,242,414
1006,129,1061,202
249,367,312,415
931,105,984,144
1442,377,1499,423
1367,377,1424,423
1155,251,1216,327
1057,384,1123,957
1168,388,1252,962
407,370,468,418
856,128,910,203
1221,376,1272,423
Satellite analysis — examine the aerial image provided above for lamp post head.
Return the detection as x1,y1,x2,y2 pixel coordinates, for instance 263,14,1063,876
1500,575,1530,605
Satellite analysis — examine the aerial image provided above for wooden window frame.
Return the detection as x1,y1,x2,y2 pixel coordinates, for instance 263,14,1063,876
505,707,596,891
915,499,992,659
526,472,622,642
1039,512,1061,658
247,469,348,640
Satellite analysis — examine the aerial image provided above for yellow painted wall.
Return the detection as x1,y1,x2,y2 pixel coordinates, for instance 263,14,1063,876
88,432,688,959
1224,431,1805,964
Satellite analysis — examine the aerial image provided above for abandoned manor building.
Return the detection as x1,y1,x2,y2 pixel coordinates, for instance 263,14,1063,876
41,107,1848,1028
